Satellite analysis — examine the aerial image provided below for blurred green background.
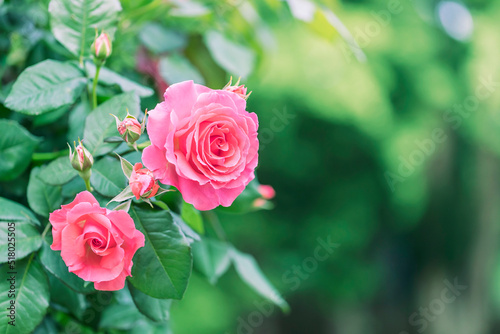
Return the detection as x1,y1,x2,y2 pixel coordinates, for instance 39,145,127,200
2,0,500,333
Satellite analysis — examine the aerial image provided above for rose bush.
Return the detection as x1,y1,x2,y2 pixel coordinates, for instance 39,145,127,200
49,191,145,290
143,80,259,210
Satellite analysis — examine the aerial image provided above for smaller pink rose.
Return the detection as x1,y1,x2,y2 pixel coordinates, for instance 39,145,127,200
49,191,144,291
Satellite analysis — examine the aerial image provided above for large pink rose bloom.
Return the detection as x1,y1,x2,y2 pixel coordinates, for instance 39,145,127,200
143,80,259,210
49,191,145,291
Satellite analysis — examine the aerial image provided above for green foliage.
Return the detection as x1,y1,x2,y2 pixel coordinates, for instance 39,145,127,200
4,60,86,115
39,157,78,186
49,0,122,62
27,167,63,218
128,207,192,299
90,156,127,197
0,120,40,181
129,283,172,322
83,93,140,156
0,257,50,334
39,241,96,294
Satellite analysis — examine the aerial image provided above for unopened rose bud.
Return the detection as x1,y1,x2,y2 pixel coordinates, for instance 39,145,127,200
258,185,275,200
223,77,251,100
111,112,145,144
129,163,160,200
91,31,112,64
69,141,93,173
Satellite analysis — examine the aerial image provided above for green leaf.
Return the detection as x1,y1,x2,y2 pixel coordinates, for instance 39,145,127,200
99,303,145,330
204,31,256,78
139,23,187,54
4,60,86,115
128,206,192,299
108,185,135,204
27,167,63,218
83,93,140,157
181,201,204,234
0,198,41,264
129,283,172,322
0,256,50,334
117,154,134,179
68,100,91,142
49,0,122,62
159,54,205,85
85,62,153,97
33,105,71,127
192,238,231,284
39,156,78,186
39,240,96,294
90,156,127,197
0,221,42,264
230,248,289,312
48,274,87,320
113,199,132,212
0,120,40,182
0,197,40,226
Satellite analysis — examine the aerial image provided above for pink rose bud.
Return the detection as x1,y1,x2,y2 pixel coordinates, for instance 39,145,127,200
252,198,269,209
112,113,145,144
69,140,93,173
129,163,160,200
91,31,112,64
223,77,251,100
258,185,275,200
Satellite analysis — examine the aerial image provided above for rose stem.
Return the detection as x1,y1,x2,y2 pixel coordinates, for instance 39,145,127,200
91,65,102,110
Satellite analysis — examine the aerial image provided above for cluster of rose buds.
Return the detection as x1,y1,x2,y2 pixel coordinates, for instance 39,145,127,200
91,31,112,66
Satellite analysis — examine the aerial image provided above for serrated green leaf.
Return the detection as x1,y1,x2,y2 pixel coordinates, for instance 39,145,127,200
0,221,41,264
90,156,127,197
128,283,172,322
128,207,192,299
27,167,63,218
86,62,154,97
0,197,40,226
83,93,140,157
39,156,78,186
49,0,121,62
4,60,86,115
204,31,255,78
0,120,40,182
113,199,132,212
159,54,205,85
230,247,289,312
0,256,49,334
39,240,96,294
192,238,231,284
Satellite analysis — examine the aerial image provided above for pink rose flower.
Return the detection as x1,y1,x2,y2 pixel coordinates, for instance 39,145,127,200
129,163,160,199
143,80,259,210
49,191,145,291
